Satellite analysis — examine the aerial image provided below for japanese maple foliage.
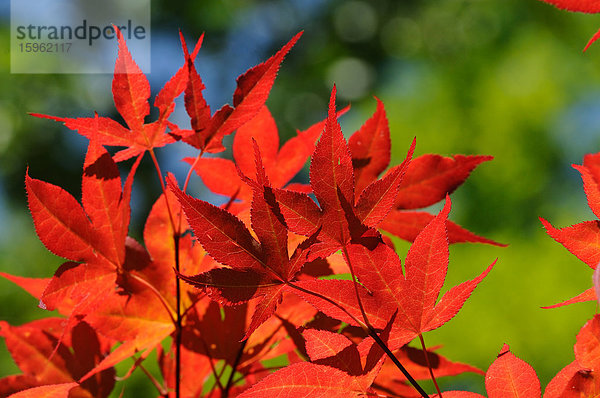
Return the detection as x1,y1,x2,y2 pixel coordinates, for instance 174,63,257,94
5,12,599,398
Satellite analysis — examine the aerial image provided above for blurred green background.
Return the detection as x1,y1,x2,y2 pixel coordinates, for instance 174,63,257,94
2,0,600,395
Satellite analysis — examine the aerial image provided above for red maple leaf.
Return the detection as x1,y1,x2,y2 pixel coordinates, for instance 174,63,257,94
0,319,115,397
168,140,316,338
182,104,346,213
273,86,415,259
170,32,303,153
442,344,541,398
289,197,495,351
31,28,203,162
347,96,501,246
237,318,393,397
23,142,140,321
541,152,600,308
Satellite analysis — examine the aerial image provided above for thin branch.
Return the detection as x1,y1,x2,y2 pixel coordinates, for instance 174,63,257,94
341,245,373,329
369,329,430,398
148,148,182,398
222,340,247,398
182,150,204,193
174,233,183,398
419,333,442,397
341,245,429,398
149,149,176,228
139,362,169,396
128,273,176,325
201,339,225,392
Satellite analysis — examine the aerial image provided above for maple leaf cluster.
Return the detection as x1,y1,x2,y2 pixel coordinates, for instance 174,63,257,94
2,19,597,398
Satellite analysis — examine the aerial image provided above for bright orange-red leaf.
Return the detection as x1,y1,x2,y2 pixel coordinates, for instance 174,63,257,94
485,344,540,398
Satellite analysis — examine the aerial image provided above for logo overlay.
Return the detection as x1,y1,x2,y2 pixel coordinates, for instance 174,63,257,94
11,0,150,73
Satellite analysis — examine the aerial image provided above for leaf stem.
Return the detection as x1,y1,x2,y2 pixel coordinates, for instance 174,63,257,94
201,339,225,392
285,281,368,332
149,149,177,228
182,150,204,194
341,245,373,329
222,339,247,398
418,333,442,397
368,329,430,398
139,361,169,396
342,245,430,398
128,273,177,325
148,148,182,398
174,233,183,398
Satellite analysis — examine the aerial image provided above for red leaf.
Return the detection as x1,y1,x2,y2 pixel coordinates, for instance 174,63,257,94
112,27,150,132
538,0,600,13
1,320,75,387
380,209,505,246
574,153,600,218
543,360,582,398
82,142,126,266
401,198,452,332
32,31,202,161
543,360,600,398
0,319,114,397
81,281,175,381
40,262,115,316
246,142,289,278
542,287,596,309
273,189,322,236
354,139,415,228
7,383,78,398
273,105,350,188
485,344,540,398
0,272,49,301
348,96,391,195
153,33,203,119
584,27,600,51
234,106,280,178
29,113,133,148
309,85,355,243
395,154,492,210
540,218,600,269
237,362,365,398
575,315,600,370
168,174,264,272
26,170,96,264
181,33,210,136
342,197,493,344
198,32,303,152
27,142,136,269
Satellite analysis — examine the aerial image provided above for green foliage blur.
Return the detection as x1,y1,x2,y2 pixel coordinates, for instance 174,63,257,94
2,0,600,395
